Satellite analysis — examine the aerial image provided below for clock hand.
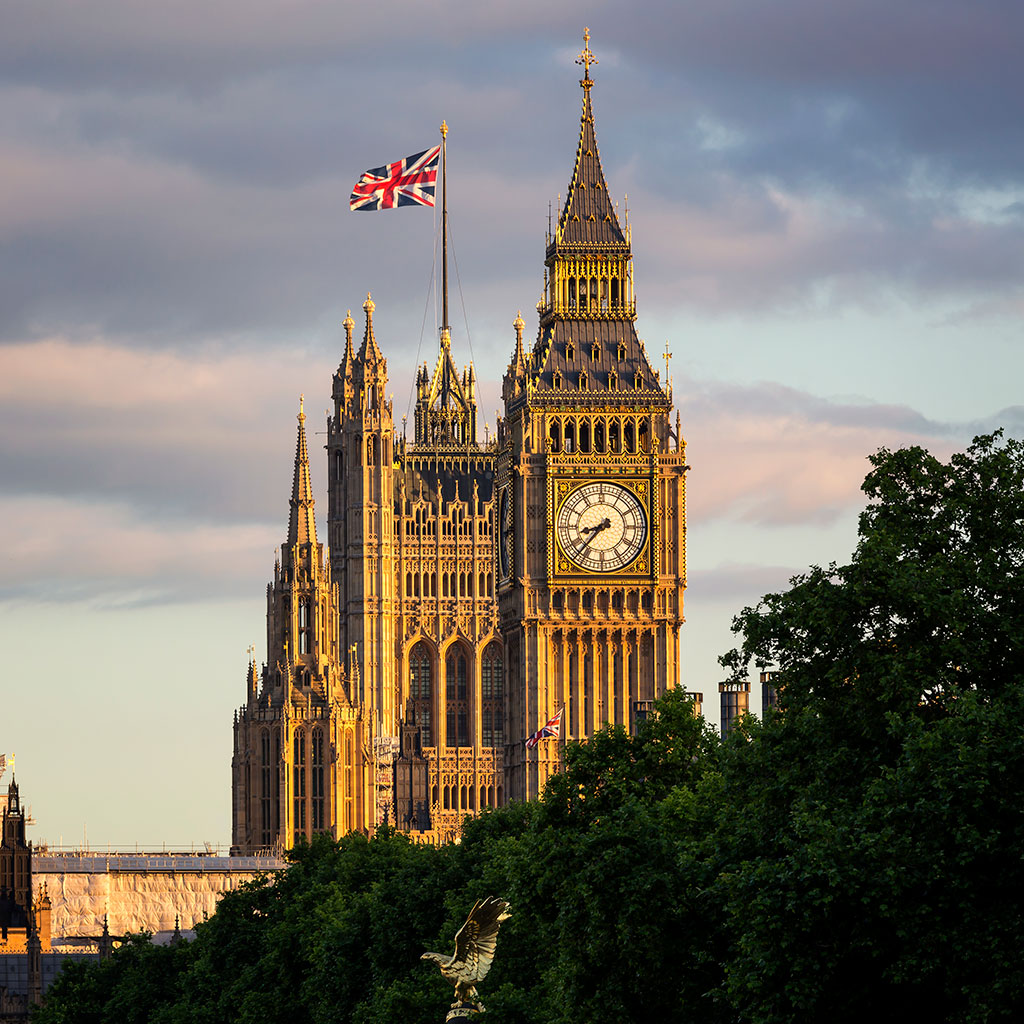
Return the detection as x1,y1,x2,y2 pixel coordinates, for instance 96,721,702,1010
580,517,612,542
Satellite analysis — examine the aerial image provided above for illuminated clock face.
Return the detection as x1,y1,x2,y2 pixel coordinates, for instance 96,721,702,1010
556,481,647,573
498,486,512,580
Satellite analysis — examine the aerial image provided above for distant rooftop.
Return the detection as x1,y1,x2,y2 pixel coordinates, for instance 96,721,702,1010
34,852,286,873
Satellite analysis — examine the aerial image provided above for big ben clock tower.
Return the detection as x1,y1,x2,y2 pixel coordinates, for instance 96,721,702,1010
497,31,688,801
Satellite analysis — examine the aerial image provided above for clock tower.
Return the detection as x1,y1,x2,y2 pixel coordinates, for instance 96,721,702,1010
496,31,687,801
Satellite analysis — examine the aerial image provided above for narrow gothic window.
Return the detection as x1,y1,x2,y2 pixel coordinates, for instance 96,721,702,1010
446,648,470,747
260,729,272,846
298,599,312,654
311,729,325,831
409,643,433,746
293,728,307,841
481,643,504,748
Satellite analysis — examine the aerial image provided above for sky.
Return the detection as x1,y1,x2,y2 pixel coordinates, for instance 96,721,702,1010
1,0,1022,849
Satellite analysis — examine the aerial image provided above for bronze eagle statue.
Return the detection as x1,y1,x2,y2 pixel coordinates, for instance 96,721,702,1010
421,897,511,1008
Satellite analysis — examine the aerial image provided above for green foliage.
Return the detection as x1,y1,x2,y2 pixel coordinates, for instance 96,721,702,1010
36,434,1024,1022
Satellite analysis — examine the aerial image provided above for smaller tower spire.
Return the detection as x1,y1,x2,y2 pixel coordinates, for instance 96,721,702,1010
358,293,384,364
287,396,317,547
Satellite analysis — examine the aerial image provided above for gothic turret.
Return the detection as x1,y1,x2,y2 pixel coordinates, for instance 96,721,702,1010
231,399,356,854
515,28,662,403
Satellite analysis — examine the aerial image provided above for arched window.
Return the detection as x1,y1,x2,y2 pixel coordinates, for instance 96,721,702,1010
610,422,621,453
579,422,590,453
409,642,433,746
311,728,325,831
298,599,312,654
550,422,561,453
293,728,306,842
625,422,635,453
564,422,576,453
260,729,272,846
446,646,470,747
481,642,504,749
594,422,605,452
568,277,576,308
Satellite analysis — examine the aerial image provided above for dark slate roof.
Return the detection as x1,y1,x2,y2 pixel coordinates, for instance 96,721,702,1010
531,319,664,401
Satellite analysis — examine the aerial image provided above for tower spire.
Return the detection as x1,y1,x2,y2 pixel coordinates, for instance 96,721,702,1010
287,395,317,547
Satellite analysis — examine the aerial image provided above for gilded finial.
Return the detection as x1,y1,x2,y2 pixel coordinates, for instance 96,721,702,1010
576,27,598,84
298,393,305,424
513,310,524,333
363,292,375,317
440,120,448,139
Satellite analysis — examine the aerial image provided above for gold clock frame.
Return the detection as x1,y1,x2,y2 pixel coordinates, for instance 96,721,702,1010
549,475,655,578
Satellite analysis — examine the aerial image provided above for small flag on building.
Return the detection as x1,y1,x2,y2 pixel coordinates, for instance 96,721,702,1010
350,145,441,211
525,707,564,749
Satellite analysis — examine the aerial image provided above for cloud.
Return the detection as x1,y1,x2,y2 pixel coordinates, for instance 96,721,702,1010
678,378,976,527
0,493,277,606
0,337,332,522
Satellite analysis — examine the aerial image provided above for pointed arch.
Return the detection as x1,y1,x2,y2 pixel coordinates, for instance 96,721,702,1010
481,640,504,749
408,640,434,747
445,640,471,748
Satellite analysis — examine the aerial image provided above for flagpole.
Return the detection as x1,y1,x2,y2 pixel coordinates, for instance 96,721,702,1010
440,120,449,342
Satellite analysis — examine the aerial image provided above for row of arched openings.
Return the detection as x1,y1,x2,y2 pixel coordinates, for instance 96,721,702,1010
405,571,494,598
438,783,503,811
549,417,650,455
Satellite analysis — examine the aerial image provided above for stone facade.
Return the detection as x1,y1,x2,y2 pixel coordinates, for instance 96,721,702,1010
231,42,686,848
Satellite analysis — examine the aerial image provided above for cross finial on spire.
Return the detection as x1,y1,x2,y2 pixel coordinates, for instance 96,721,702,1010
298,393,305,424
576,27,598,85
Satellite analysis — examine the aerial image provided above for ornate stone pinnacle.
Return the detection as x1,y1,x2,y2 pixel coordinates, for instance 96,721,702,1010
576,27,598,83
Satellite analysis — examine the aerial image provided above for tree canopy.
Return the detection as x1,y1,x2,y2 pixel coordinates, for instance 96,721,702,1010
36,433,1024,1023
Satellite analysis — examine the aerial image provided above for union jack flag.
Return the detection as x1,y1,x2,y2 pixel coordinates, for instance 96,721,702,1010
525,707,563,749
349,145,441,211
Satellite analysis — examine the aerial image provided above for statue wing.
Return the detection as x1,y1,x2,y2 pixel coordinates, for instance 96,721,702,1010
450,897,510,984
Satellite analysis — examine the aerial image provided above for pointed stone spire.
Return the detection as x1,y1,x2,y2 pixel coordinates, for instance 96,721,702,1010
557,29,626,246
287,395,318,547
341,309,355,375
358,293,385,365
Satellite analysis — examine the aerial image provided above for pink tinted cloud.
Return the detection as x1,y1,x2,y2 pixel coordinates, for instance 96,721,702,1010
0,493,277,604
679,378,957,527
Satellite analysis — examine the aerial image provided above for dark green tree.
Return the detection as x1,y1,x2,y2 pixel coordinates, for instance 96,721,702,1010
717,432,1024,1022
